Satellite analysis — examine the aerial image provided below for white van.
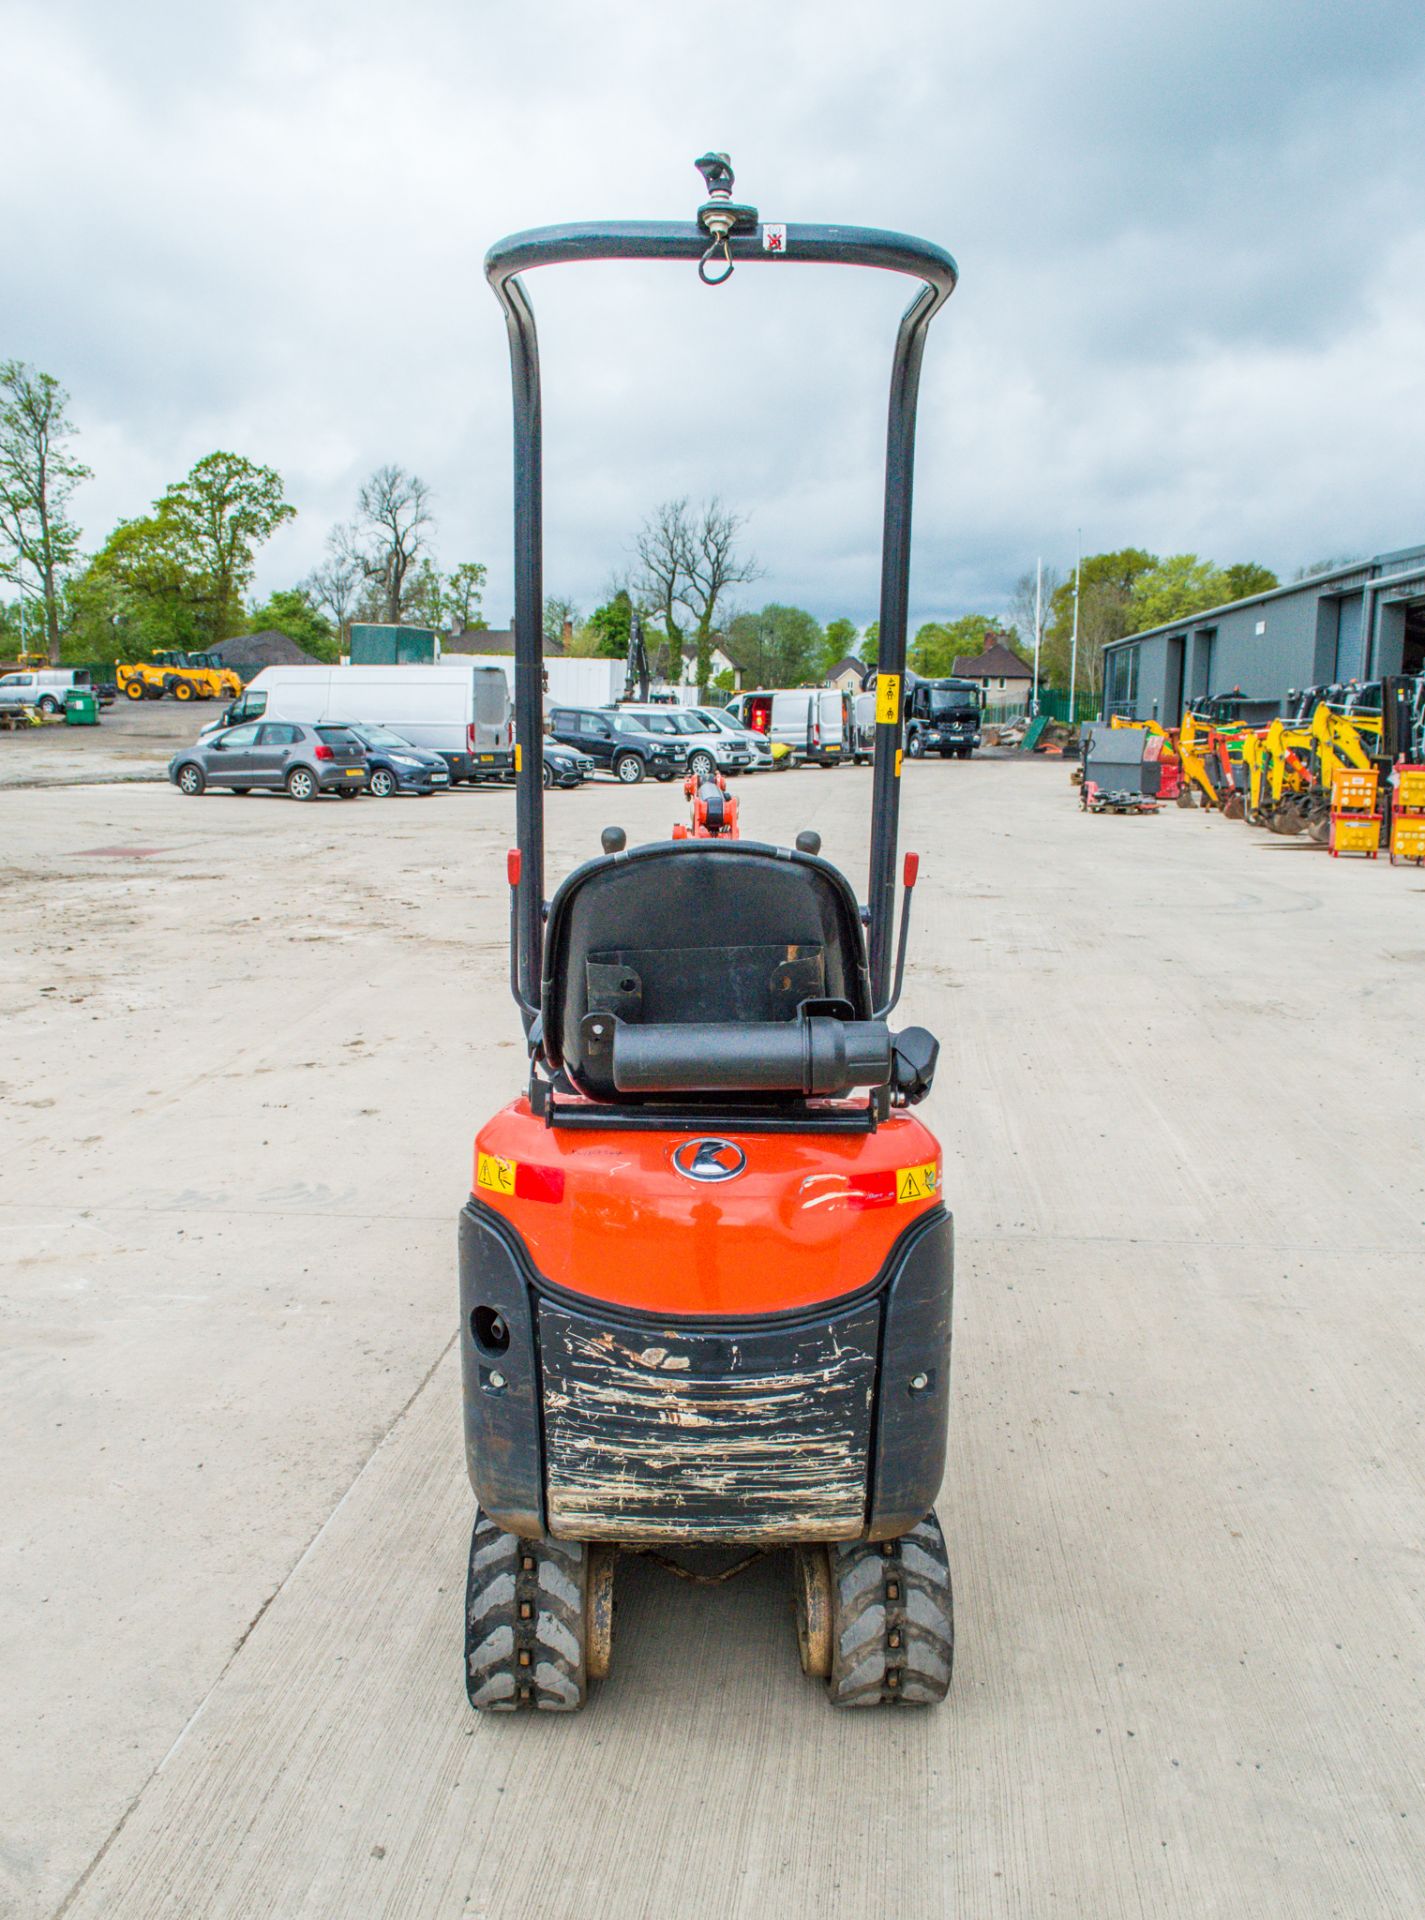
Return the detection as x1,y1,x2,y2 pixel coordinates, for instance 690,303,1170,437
200,664,513,783
724,688,847,766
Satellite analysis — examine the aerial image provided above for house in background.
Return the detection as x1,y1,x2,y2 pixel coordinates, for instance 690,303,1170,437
825,654,868,693
951,637,1033,711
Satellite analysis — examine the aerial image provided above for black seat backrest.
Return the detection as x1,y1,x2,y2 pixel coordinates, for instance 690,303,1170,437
541,841,871,1101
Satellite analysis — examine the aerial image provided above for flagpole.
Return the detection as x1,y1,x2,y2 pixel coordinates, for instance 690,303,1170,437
1069,531,1081,719
1032,557,1042,714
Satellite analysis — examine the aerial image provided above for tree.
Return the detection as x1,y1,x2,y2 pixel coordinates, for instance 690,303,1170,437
858,621,880,666
304,550,362,637
583,589,636,660
726,604,823,687
544,595,580,645
157,452,295,639
336,464,434,622
1219,562,1278,603
1128,554,1230,632
634,496,760,698
1008,566,1063,674
1043,548,1156,694
909,614,998,678
1293,555,1364,582
634,500,690,664
821,616,860,675
0,362,91,663
246,586,338,660
445,562,487,631
67,514,208,659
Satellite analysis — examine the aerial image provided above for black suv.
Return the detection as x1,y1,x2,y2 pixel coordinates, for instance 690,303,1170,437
546,707,687,783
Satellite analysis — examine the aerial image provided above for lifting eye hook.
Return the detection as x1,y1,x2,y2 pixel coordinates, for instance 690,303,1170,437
698,234,735,286
693,149,754,287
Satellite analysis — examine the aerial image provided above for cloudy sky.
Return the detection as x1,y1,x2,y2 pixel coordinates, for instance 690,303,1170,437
7,0,1425,630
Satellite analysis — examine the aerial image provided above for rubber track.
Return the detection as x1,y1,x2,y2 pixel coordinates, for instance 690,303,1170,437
827,1510,953,1707
464,1508,588,1712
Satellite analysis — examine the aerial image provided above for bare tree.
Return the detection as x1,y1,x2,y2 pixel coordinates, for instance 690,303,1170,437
634,497,760,697
337,465,434,623
304,548,362,637
1009,565,1063,672
0,362,90,663
634,500,691,663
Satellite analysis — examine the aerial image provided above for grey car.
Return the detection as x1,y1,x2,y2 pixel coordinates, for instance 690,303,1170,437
169,720,369,801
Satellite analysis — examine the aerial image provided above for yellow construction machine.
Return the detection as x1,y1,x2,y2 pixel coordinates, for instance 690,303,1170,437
116,651,239,702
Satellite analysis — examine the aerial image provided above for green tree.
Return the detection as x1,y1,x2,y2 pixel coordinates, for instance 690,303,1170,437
583,589,636,660
1128,554,1229,632
67,514,208,661
246,586,338,660
0,362,91,663
445,561,487,631
909,614,997,677
858,620,880,666
821,616,860,674
1043,548,1157,693
726,603,823,686
157,452,295,640
1218,562,1279,602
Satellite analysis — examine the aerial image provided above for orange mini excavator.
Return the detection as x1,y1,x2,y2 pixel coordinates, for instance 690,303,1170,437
460,155,958,1712
673,768,740,839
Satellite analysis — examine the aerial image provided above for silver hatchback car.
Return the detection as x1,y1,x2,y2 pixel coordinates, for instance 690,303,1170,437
169,721,369,801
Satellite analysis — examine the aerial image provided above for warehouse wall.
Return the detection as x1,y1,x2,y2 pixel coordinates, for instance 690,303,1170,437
1099,558,1409,722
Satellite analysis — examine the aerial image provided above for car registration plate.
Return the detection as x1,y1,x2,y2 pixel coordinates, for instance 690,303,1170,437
431,771,448,783
479,754,493,763
345,767,362,776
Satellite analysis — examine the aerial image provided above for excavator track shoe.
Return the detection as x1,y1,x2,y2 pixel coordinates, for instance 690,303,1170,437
465,1508,602,1712
825,1510,953,1707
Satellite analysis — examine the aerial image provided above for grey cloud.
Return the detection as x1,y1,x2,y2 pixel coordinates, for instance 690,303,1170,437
6,0,1425,630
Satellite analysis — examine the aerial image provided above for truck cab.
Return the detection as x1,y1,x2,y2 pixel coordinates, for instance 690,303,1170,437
879,672,982,758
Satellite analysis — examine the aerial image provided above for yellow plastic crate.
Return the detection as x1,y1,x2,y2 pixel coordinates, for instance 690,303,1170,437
1392,766,1425,812
1329,812,1381,858
1390,815,1425,864
1331,768,1378,812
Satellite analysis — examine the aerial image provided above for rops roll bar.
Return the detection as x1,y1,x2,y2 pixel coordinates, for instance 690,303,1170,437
485,155,958,1015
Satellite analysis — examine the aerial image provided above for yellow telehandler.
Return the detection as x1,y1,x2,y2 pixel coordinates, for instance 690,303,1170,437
116,651,239,702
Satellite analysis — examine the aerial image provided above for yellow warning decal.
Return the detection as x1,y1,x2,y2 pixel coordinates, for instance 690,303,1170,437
896,1161,939,1204
895,749,903,778
876,674,901,725
477,1151,517,1198
514,743,523,773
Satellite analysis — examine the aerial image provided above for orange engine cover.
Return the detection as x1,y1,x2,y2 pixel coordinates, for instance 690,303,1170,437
472,1098,943,1316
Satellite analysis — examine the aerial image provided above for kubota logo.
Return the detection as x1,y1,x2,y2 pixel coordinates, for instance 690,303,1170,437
672,1138,747,1183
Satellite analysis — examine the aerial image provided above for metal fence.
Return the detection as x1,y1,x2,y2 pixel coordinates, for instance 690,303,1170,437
988,690,1100,724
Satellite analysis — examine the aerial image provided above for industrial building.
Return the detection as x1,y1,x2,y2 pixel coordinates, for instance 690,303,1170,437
1099,545,1425,724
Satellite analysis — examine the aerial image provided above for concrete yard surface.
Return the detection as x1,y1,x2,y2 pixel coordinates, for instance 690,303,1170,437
3,762,1424,1918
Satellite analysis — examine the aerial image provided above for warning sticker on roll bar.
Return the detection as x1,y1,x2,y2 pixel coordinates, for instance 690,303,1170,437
876,674,901,724
762,224,786,253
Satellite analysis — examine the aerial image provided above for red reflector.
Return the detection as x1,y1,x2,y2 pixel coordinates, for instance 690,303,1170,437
314,743,334,761
468,723,477,750
843,1171,897,1209
514,1162,565,1204
507,848,522,887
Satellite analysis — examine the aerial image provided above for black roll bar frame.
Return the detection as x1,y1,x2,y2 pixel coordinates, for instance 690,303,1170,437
485,209,958,1017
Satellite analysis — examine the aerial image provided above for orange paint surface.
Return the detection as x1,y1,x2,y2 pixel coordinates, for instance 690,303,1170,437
472,1098,944,1315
